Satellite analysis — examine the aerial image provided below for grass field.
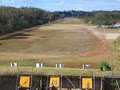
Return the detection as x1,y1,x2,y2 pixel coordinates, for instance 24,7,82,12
0,18,113,75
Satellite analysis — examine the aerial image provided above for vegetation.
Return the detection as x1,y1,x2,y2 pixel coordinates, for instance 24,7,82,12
92,11,120,25
58,10,120,25
0,6,120,35
109,36,120,52
111,37,120,71
113,37,120,50
0,66,113,76
99,61,111,71
0,6,65,35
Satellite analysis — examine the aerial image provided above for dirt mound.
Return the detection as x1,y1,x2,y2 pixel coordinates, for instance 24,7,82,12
75,41,110,57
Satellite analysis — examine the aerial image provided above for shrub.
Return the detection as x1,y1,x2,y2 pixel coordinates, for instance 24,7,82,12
99,61,111,71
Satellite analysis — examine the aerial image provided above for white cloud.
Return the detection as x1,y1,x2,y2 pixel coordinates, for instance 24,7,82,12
57,0,64,7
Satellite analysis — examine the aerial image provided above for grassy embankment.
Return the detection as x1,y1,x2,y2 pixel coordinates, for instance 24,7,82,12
110,36,120,71
0,18,113,76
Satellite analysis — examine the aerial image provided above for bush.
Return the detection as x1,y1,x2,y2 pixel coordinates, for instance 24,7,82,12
99,61,111,71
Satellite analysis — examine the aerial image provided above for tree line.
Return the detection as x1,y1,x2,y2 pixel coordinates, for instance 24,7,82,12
0,6,65,35
58,10,120,25
0,6,120,35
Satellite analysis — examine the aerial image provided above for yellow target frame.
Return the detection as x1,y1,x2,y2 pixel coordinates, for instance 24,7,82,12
82,78,93,89
49,76,60,87
19,76,31,88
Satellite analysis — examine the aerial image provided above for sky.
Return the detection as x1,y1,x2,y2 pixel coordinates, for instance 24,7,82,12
0,0,120,11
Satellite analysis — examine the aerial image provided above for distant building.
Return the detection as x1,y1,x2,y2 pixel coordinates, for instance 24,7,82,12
114,23,120,27
97,23,120,29
97,25,108,28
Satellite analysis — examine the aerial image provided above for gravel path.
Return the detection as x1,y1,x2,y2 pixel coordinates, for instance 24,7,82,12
86,26,105,41
87,26,119,40
105,34,119,39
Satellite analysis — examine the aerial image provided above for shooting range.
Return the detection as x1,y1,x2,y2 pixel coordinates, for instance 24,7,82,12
0,63,119,90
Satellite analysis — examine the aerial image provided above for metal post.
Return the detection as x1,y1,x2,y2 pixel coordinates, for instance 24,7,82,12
101,75,103,90
93,70,96,90
16,66,19,90
30,67,33,90
61,67,63,90
79,70,82,90
46,68,50,90
40,76,42,90
47,75,49,90
102,75,105,90
111,52,114,80
110,52,114,89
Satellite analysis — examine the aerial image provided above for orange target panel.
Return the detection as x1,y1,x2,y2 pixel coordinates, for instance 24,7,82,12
49,77,60,87
19,76,30,88
82,78,92,89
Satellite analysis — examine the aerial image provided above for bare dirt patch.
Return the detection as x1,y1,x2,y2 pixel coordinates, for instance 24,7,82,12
72,26,110,57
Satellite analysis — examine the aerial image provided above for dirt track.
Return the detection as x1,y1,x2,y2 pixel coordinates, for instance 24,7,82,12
86,26,105,41
105,34,119,39
75,26,111,57
88,26,119,40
